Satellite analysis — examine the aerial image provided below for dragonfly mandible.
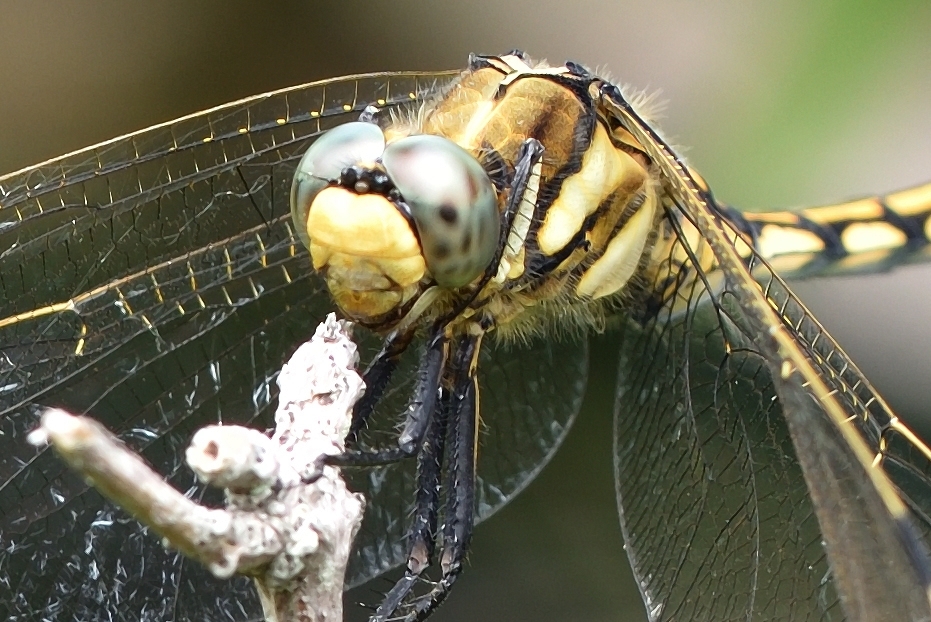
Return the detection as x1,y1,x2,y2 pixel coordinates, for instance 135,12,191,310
2,51,931,621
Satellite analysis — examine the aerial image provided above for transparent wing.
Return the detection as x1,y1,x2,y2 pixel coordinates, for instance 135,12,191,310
344,332,588,587
604,88,931,621
0,66,589,621
0,70,463,621
614,264,842,620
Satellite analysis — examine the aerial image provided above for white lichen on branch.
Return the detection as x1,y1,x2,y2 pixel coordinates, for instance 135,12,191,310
28,314,366,622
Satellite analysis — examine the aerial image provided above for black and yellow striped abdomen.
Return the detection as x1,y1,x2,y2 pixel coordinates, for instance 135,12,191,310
738,182,931,276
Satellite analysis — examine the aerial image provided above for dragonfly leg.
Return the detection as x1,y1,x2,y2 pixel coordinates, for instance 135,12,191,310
328,329,447,467
347,327,417,444
368,371,451,621
370,334,479,622
409,353,478,620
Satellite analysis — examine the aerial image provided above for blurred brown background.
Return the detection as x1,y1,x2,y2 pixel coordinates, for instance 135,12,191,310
1,1,929,620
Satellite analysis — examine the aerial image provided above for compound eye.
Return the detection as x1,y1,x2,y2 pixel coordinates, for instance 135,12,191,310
382,135,499,288
290,122,386,248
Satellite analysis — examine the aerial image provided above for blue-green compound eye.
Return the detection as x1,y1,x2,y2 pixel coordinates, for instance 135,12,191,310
290,122,386,248
382,135,499,288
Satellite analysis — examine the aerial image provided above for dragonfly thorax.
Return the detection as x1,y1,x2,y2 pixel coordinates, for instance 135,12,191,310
291,53,663,339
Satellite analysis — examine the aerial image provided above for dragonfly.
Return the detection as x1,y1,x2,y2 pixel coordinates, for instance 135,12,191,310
2,50,931,621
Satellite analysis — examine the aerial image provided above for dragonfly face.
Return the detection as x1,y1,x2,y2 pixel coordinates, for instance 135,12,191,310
291,121,500,325
3,51,931,622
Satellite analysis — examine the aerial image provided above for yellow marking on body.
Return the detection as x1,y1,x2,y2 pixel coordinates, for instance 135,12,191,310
222,286,233,306
276,118,286,125
238,127,248,134
281,265,292,284
539,125,641,256
731,230,755,262
802,198,883,224
835,248,897,270
610,125,645,154
506,246,526,280
202,136,213,143
765,253,819,274
175,302,185,315
310,111,320,118
576,189,657,299
840,221,907,253
780,360,794,379
885,183,931,216
925,214,931,241
756,224,825,259
746,211,798,226
248,277,259,299
224,248,233,280
457,100,496,150
687,167,710,192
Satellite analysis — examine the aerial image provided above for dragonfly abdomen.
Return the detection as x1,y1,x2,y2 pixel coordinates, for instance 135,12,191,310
740,182,931,276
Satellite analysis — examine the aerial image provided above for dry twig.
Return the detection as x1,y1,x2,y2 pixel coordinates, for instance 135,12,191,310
28,314,366,622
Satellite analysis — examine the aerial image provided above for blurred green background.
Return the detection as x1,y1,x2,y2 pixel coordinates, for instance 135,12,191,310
1,1,929,620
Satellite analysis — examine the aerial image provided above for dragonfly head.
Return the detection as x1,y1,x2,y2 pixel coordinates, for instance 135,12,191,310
291,121,499,327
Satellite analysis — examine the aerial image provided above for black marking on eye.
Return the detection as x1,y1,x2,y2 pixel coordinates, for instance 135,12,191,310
438,204,458,224
433,242,451,260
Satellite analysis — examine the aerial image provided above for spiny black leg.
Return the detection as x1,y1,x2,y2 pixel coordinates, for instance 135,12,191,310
329,330,447,468
367,335,481,622
397,332,448,455
435,138,544,328
370,386,452,621
410,337,479,621
347,327,416,444
477,138,544,286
